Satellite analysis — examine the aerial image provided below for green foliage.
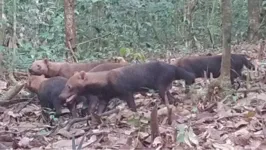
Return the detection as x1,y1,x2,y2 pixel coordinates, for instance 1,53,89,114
1,0,258,70
3,0,65,70
262,0,266,10
119,47,146,62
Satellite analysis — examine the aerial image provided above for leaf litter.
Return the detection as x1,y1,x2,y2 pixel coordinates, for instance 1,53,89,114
1,43,266,149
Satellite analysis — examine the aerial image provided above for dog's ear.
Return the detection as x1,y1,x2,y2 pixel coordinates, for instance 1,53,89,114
80,71,86,80
44,58,49,65
206,53,212,56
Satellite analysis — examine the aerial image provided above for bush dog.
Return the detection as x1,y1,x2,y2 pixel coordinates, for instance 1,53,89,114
25,75,81,117
28,57,127,78
28,59,106,78
81,62,129,114
89,62,128,72
59,61,196,112
80,61,164,114
173,54,255,84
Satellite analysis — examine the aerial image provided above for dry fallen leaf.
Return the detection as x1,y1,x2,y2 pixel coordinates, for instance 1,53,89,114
187,127,199,146
18,137,32,148
57,128,85,138
82,135,97,148
20,104,40,115
212,143,234,150
152,136,163,148
234,119,248,128
234,127,250,136
183,132,193,148
7,109,21,118
0,80,7,91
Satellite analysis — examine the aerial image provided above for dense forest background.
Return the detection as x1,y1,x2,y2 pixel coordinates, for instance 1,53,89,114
0,0,265,71
1,1,266,149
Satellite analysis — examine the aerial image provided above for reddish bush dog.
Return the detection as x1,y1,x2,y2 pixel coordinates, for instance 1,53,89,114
59,61,195,113
25,75,81,117
172,54,255,85
28,59,105,78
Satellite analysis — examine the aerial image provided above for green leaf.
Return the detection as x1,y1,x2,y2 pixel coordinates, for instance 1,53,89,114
119,47,127,57
145,22,152,26
38,130,49,136
191,106,198,113
127,117,140,127
47,34,54,40
92,0,101,3
40,45,50,51
232,95,238,102
0,45,5,51
263,1,266,10
133,53,140,60
176,124,187,143
21,42,33,50
176,132,185,143
139,53,146,62
119,47,131,57
40,32,50,39
177,124,186,133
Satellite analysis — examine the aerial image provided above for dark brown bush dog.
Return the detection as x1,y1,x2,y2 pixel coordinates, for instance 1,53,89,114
59,61,196,113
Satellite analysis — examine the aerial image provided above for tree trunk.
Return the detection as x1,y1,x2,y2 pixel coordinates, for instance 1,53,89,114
0,0,5,46
0,0,4,76
64,0,77,62
247,0,260,42
219,0,232,83
205,0,232,102
184,0,198,50
259,40,265,60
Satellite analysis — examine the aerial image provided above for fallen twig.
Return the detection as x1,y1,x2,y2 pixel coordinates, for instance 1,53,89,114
67,41,78,63
8,72,17,85
203,103,217,112
66,108,120,131
0,98,30,106
13,71,28,80
0,83,24,101
216,113,243,121
15,97,36,113
237,87,265,93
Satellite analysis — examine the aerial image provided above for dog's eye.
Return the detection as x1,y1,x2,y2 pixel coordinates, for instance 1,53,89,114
37,65,41,69
67,85,72,90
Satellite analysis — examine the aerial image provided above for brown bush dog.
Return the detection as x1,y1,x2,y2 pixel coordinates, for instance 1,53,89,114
86,61,163,114
25,75,82,118
173,54,255,85
59,61,196,113
28,57,127,78
27,57,128,115
89,62,129,72
80,62,130,114
28,59,106,78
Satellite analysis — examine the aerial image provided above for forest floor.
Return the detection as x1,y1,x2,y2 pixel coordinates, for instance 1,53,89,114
1,42,266,149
